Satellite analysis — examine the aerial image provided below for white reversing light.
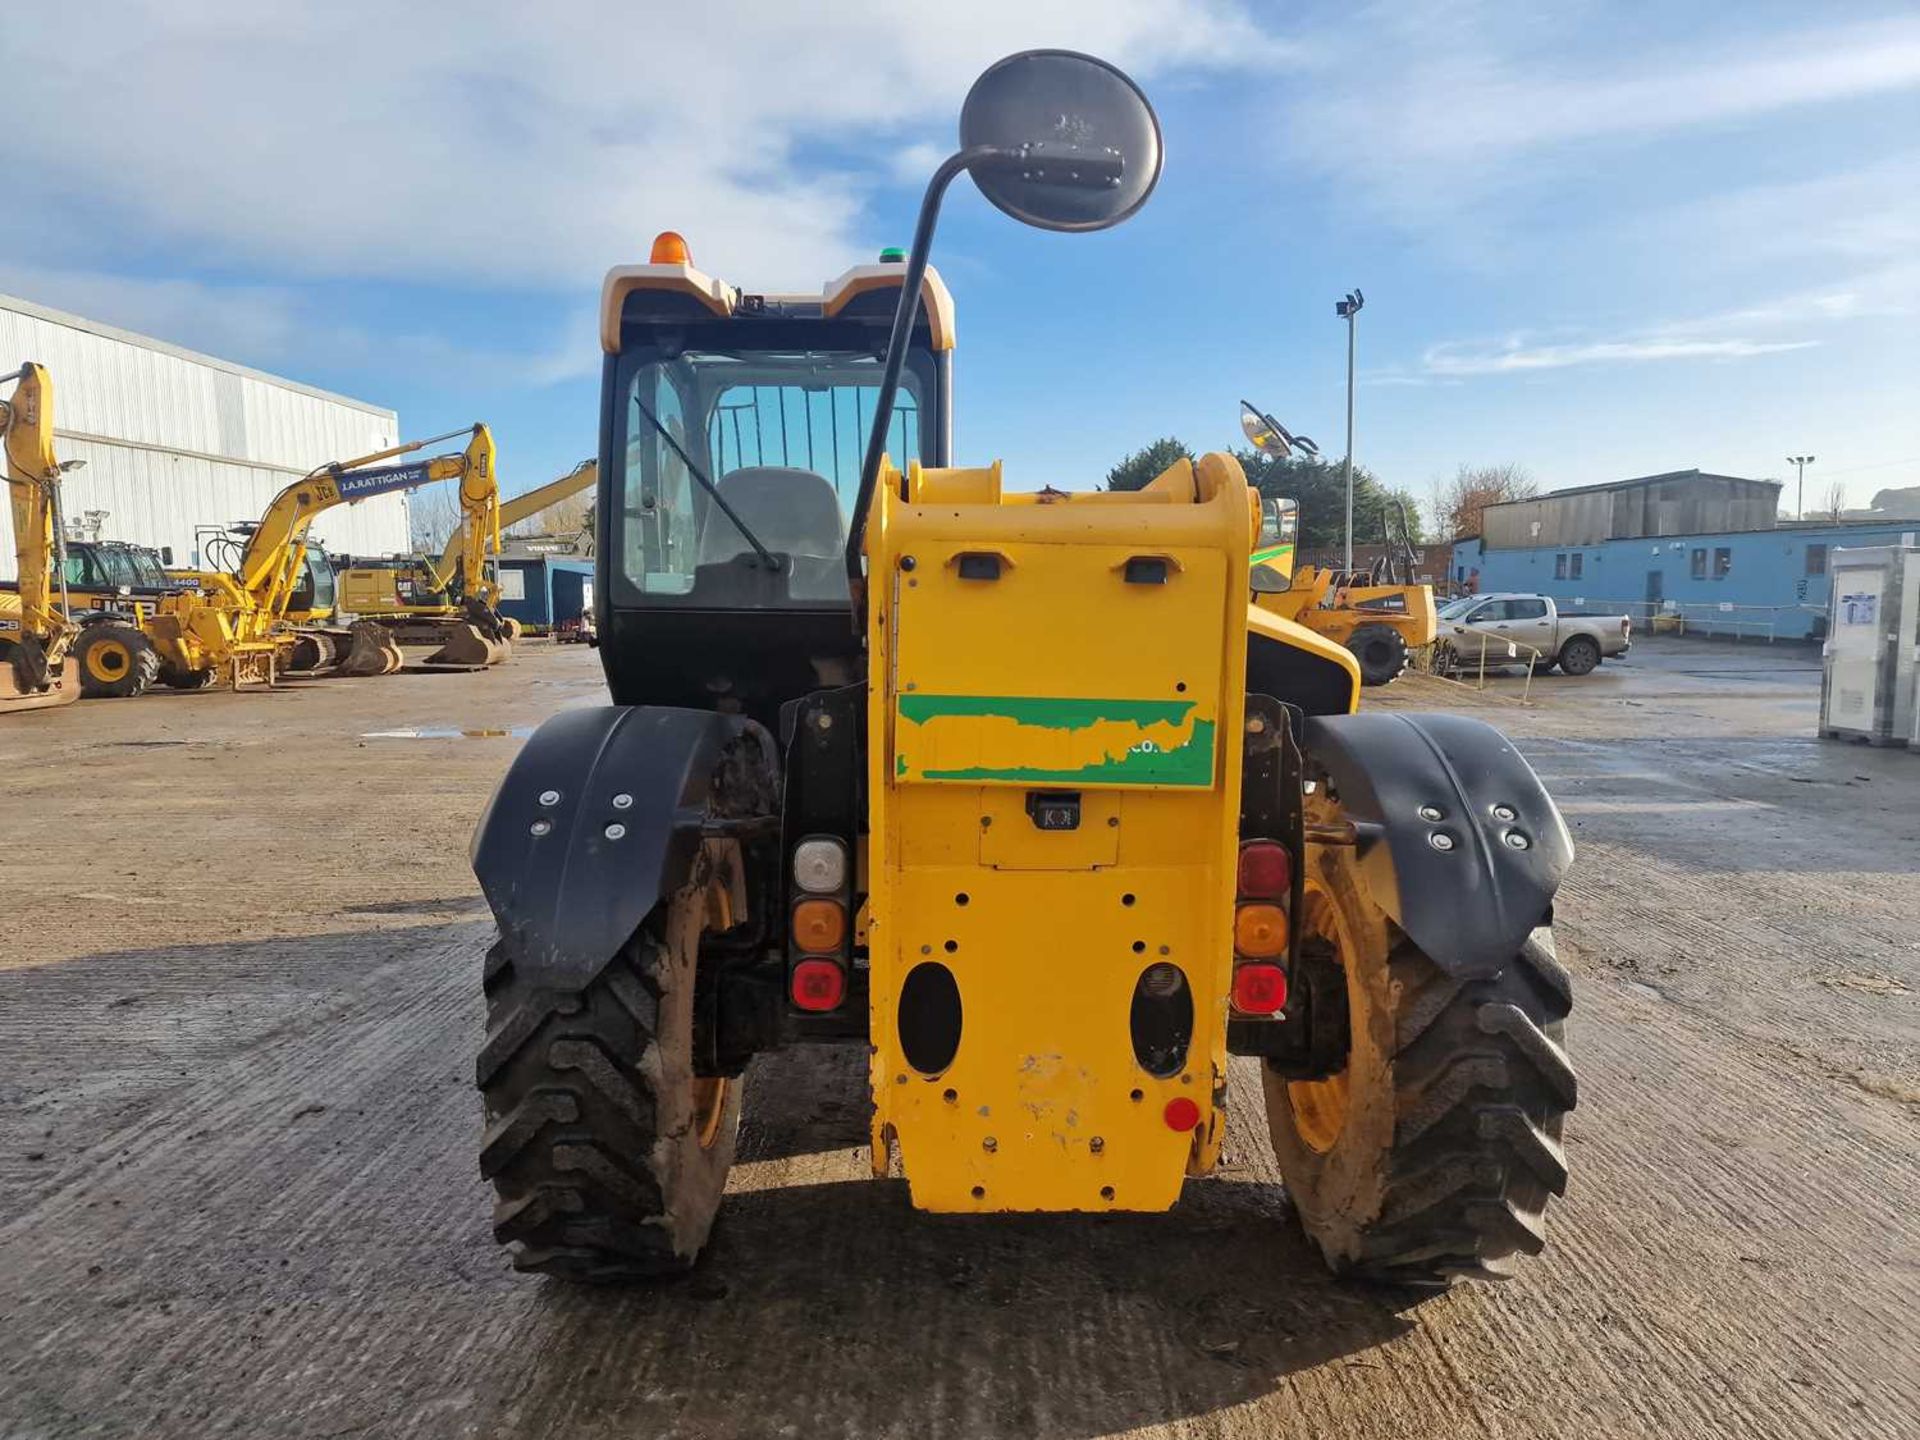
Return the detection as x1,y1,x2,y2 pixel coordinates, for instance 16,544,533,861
792,837,848,894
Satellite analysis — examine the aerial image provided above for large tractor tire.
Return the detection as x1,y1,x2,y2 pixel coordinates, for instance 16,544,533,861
1345,624,1409,687
1556,635,1601,676
1264,795,1575,1285
478,885,740,1280
74,623,160,699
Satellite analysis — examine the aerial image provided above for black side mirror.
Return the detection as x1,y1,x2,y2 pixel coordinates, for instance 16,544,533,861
959,50,1163,233
845,51,1161,603
159,546,174,566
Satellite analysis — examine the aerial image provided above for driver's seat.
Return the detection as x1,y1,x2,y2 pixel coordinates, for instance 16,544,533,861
697,466,846,566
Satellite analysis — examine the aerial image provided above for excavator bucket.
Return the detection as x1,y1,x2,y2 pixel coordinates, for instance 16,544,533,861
335,620,405,677
418,622,509,671
287,630,339,672
0,648,80,714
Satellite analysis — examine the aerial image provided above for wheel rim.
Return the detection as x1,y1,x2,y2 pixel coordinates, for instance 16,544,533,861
691,1077,729,1150
1288,886,1354,1154
85,641,130,682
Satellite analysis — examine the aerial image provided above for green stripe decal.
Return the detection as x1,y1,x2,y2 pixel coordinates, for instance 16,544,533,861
896,694,1216,787
918,720,1216,785
896,695,1196,730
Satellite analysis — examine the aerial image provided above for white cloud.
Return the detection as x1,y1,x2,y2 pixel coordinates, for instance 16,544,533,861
0,261,597,397
1424,335,1817,377
1282,9,1920,222
8,2,1282,292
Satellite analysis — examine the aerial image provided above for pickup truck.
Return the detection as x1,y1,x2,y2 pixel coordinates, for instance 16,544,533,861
1435,592,1632,676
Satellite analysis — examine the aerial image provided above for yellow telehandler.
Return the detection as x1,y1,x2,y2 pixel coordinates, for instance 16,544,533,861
472,51,1574,1287
0,363,84,713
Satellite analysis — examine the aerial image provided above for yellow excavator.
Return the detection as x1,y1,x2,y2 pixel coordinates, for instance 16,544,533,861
336,457,595,647
0,363,84,713
140,424,502,689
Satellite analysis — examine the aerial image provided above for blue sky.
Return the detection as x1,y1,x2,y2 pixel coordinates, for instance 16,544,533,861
6,2,1916,526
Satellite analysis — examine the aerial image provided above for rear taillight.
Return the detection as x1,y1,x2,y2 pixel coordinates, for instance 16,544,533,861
1233,902,1288,958
1236,840,1292,899
1163,1097,1201,1132
790,958,845,1012
1231,961,1288,1015
791,897,847,953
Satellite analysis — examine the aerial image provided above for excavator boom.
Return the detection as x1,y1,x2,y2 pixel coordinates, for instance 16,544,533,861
1,363,82,713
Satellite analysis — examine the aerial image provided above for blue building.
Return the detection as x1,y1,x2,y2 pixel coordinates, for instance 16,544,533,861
498,556,595,634
1450,470,1918,641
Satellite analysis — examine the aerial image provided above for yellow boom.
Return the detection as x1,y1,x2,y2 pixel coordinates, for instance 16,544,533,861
0,363,82,712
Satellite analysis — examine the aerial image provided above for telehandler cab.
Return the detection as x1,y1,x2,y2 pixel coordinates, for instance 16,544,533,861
474,51,1576,1286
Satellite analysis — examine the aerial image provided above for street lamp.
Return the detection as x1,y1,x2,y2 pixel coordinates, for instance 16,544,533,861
1786,455,1815,520
1336,288,1364,570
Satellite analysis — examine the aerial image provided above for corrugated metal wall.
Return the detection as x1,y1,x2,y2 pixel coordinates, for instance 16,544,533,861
1608,477,1780,539
1483,491,1614,548
1,295,407,580
1483,474,1784,550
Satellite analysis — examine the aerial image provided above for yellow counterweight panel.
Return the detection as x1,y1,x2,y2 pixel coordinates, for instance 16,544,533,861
866,453,1253,1213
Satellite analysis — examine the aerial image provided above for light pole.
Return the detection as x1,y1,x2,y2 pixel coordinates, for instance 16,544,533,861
1336,289,1364,571
1787,455,1815,520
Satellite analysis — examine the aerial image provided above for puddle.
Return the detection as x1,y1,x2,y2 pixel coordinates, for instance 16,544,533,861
359,726,533,740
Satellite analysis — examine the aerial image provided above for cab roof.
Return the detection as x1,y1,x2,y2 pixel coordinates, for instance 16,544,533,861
600,259,955,355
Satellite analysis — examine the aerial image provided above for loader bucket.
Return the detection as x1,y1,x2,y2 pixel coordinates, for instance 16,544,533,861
336,620,404,677
0,650,81,714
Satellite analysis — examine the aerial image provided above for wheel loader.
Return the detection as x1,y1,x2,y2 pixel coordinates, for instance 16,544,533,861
1238,402,1438,687
473,51,1576,1286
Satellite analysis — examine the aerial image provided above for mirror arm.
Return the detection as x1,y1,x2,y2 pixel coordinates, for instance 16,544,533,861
845,144,1007,613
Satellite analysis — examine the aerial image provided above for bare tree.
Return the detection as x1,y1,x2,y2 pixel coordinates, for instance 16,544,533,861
1431,463,1539,539
1820,481,1848,523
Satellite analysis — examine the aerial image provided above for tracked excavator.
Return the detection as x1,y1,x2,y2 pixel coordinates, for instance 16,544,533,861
0,363,83,713
139,424,503,688
337,457,595,648
470,51,1575,1289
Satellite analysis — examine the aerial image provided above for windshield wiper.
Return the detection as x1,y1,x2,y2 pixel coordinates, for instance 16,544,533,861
631,394,781,571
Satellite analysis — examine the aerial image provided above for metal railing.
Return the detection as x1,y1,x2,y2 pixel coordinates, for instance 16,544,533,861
1414,624,1546,700
1559,597,1823,643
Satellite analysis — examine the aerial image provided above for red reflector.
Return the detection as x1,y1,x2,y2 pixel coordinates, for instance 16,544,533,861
1163,1096,1201,1132
1237,841,1292,899
790,958,845,1012
1231,961,1288,1015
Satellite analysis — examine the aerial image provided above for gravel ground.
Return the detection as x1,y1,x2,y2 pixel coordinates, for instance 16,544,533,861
0,636,1913,1439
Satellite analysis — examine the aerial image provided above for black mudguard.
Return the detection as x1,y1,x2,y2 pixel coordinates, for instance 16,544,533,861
1301,712,1573,976
470,705,755,990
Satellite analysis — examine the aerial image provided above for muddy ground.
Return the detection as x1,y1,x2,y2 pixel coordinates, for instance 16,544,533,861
0,637,1914,1439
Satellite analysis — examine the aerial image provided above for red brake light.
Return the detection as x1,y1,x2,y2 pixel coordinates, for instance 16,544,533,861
1231,961,1288,1015
1163,1096,1202,1132
1237,841,1292,899
790,958,845,1012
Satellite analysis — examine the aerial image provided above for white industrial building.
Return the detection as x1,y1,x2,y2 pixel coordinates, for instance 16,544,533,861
0,293,408,581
